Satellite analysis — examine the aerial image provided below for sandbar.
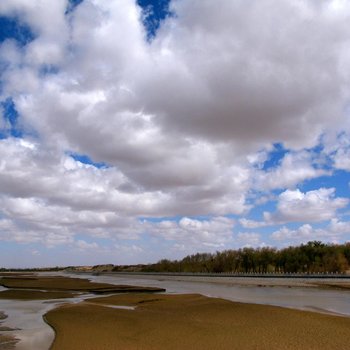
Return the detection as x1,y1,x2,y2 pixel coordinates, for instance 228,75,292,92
0,275,165,295
45,293,350,350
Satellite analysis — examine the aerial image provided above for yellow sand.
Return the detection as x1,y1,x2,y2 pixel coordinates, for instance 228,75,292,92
45,293,350,350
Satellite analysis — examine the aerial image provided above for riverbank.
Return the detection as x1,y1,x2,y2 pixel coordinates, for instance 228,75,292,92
45,292,350,350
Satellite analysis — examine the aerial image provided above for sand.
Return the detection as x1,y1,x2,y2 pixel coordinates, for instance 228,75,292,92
0,276,118,291
0,289,77,300
45,293,350,350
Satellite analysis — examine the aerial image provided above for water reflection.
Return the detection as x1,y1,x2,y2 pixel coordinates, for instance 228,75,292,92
0,291,95,350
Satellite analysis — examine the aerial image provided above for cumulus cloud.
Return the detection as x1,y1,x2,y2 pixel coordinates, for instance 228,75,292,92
236,232,262,247
271,219,350,243
266,188,348,223
144,0,350,149
0,137,249,219
75,240,99,251
254,151,329,191
3,0,350,175
331,133,350,171
239,218,268,229
0,0,350,265
144,216,235,251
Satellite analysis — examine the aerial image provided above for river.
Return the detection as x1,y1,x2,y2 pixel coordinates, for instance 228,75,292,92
0,273,349,349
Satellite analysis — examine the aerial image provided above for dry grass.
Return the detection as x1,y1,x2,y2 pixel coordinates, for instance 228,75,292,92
45,293,350,350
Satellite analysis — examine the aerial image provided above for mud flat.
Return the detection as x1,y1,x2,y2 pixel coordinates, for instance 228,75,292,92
45,293,350,350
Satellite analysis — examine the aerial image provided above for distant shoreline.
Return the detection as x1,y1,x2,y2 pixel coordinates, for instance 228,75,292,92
69,271,350,290
70,270,350,278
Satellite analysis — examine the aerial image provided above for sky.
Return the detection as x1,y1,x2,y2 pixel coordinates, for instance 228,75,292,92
0,0,350,268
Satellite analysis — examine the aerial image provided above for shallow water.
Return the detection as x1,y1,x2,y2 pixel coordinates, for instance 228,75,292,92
0,290,96,350
0,298,56,350
0,273,350,350
84,273,350,317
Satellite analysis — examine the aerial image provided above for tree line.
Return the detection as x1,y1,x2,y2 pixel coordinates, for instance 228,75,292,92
141,241,350,274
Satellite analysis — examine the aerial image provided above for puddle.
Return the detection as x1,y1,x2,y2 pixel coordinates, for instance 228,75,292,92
85,302,135,310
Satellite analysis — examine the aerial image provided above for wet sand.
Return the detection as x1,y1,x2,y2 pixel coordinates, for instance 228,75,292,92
0,290,77,300
0,334,18,349
0,311,18,349
45,293,350,350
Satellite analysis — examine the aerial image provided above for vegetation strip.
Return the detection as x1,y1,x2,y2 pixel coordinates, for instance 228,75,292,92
142,241,350,274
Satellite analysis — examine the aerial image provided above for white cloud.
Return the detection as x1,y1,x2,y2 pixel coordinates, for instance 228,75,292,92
145,0,350,149
236,232,262,247
3,0,350,180
331,133,350,171
75,240,99,251
239,218,267,229
266,188,348,223
0,0,69,66
254,151,329,191
271,224,314,242
144,216,235,251
0,1,350,264
271,219,350,243
0,137,249,218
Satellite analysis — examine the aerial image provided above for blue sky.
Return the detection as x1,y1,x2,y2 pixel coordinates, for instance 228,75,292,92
0,0,350,268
